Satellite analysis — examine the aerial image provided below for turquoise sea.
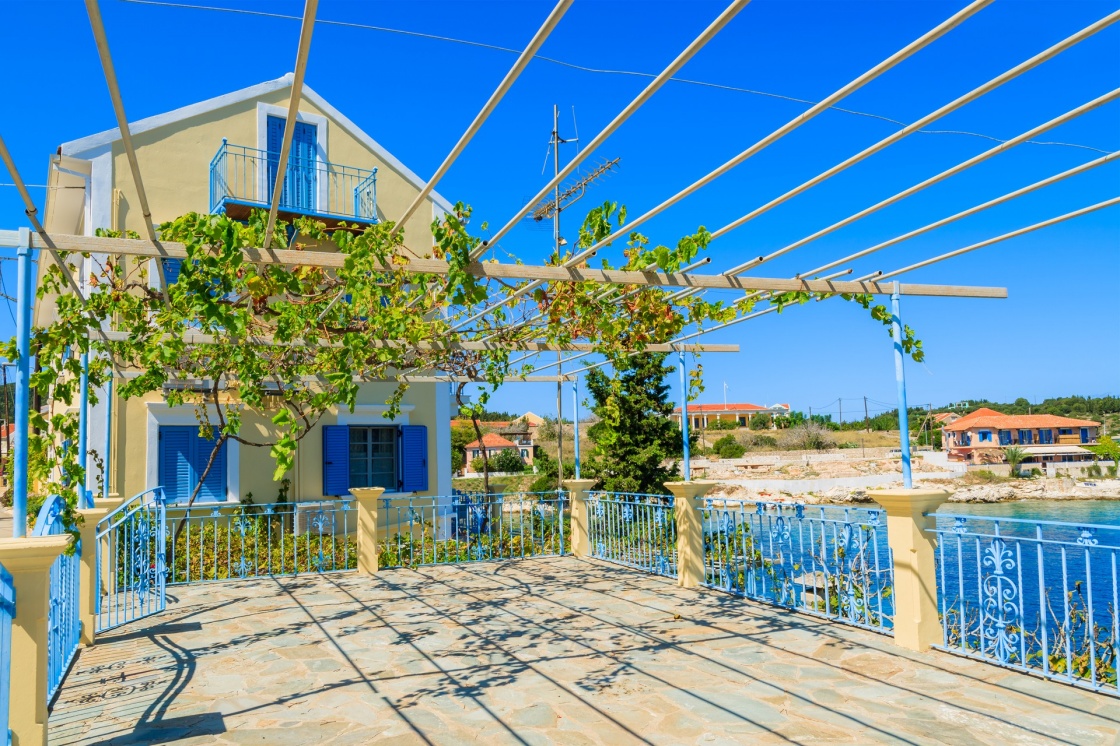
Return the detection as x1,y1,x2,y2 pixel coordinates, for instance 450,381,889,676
934,498,1120,526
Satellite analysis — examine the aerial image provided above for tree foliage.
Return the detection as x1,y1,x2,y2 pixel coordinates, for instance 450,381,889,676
584,354,685,493
13,199,918,534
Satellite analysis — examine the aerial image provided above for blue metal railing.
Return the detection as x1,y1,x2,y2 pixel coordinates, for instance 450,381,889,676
96,488,168,632
209,141,378,223
31,495,81,704
379,492,568,568
164,498,356,584
702,500,895,634
930,513,1119,697
587,492,677,578
0,564,13,744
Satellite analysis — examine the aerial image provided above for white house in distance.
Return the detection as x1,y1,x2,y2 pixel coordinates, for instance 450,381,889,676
36,74,454,504
672,402,791,429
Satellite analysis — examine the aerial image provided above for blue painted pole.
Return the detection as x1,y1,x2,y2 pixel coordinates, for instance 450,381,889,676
678,350,691,482
13,228,32,537
572,377,581,479
78,351,90,507
103,371,113,499
891,282,913,489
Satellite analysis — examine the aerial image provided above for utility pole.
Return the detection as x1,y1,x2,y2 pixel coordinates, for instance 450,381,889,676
553,104,563,490
839,399,843,427
864,396,870,433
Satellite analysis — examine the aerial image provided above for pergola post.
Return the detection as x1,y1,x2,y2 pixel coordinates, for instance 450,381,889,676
677,350,691,482
562,479,597,558
78,351,90,508
665,480,715,588
351,487,385,574
103,371,113,499
13,228,32,538
0,535,70,746
891,282,913,488
572,377,581,479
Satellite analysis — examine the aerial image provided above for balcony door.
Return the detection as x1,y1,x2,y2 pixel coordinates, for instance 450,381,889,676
266,115,317,212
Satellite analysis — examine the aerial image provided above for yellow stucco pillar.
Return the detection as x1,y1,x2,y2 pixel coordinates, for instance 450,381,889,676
665,481,716,588
870,488,950,652
561,479,598,558
76,506,112,646
0,535,70,746
351,487,385,574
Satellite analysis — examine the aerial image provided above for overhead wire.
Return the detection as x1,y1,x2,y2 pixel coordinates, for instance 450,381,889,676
119,0,1109,156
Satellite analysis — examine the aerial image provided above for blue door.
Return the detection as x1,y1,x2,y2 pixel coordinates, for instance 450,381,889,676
159,426,228,503
266,115,317,212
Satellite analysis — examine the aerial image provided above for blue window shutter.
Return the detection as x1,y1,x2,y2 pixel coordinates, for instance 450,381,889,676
162,258,182,286
193,434,227,502
323,426,350,496
399,425,428,493
159,427,193,502
292,121,317,210
267,116,286,205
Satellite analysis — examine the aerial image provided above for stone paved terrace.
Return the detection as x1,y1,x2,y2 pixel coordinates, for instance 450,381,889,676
50,557,1119,745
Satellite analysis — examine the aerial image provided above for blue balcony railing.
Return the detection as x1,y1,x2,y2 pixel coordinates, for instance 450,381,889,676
209,140,378,223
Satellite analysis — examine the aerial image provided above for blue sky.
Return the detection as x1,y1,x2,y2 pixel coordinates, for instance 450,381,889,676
1,0,1117,421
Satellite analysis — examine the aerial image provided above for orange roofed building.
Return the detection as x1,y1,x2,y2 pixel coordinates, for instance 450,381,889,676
461,432,527,476
942,407,1100,465
671,402,790,429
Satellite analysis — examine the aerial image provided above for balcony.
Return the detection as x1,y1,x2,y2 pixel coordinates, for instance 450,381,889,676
209,140,378,227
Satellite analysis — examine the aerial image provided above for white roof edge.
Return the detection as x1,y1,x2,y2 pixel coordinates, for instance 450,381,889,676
60,73,454,214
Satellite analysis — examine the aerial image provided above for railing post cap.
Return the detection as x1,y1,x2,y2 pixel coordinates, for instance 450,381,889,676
663,481,717,500
76,506,112,522
0,535,70,571
869,488,950,514
348,487,386,501
561,479,597,492
94,497,123,512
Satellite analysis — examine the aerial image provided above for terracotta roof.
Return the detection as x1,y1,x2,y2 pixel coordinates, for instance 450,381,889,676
932,412,959,423
945,413,1100,432
672,403,788,414
464,433,518,449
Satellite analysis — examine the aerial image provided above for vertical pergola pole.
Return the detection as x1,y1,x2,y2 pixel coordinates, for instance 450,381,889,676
572,376,581,479
103,370,113,499
13,228,31,537
78,351,90,507
891,282,913,489
678,350,691,482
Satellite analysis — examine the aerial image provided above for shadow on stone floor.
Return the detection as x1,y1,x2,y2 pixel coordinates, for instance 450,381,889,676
49,556,1120,745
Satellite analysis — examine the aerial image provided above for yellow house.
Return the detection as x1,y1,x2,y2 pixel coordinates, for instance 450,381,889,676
35,74,455,505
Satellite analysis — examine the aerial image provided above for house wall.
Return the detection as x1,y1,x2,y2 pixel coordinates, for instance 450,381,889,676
105,89,439,255
110,381,450,504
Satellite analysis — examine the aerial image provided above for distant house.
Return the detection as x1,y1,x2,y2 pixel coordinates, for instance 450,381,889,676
462,433,522,475
671,402,790,429
498,422,536,465
519,412,546,427
932,412,961,426
942,408,1101,465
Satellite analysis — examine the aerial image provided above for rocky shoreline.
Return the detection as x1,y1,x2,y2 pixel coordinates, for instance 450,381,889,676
709,477,1120,505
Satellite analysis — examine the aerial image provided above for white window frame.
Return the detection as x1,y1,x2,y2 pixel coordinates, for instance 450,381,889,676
146,402,240,502
256,103,330,213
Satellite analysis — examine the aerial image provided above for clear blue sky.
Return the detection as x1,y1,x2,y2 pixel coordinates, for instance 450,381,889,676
1,0,1117,422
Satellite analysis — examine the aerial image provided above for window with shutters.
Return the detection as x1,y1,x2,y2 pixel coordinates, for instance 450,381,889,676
348,426,397,490
159,425,228,502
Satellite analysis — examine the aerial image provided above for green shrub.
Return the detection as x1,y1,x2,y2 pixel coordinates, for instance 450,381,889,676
749,413,773,430
838,441,859,449
713,434,746,459
493,448,526,473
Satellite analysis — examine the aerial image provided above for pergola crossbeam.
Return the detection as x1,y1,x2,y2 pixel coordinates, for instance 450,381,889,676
14,230,1007,299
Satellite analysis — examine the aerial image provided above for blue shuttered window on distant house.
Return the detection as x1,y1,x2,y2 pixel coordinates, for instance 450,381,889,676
322,424,428,496
998,430,1011,446
159,426,227,502
266,115,317,212
1039,429,1054,444
1018,429,1034,445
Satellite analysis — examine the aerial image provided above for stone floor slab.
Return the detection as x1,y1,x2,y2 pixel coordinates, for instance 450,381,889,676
49,557,1119,745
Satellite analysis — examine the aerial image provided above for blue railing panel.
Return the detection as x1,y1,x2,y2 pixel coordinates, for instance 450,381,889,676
379,492,568,568
96,488,168,632
31,495,81,704
930,513,1119,696
164,498,356,585
587,492,677,578
209,141,378,223
702,500,895,634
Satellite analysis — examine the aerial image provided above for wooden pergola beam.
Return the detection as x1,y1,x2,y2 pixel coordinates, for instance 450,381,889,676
89,329,738,353
24,232,1007,299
